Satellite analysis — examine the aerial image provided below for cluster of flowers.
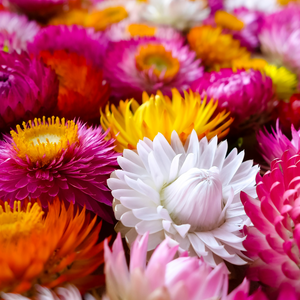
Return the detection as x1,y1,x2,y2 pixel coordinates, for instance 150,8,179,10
2,0,300,299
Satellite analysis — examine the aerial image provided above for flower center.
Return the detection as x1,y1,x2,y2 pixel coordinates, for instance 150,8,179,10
135,44,180,79
214,11,244,31
127,24,157,37
161,167,223,232
11,116,79,166
85,6,129,31
0,201,44,243
277,0,298,5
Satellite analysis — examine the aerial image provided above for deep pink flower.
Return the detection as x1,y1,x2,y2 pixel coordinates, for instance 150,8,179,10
242,150,300,295
103,37,203,102
0,51,58,131
191,69,273,126
0,117,119,223
28,25,107,68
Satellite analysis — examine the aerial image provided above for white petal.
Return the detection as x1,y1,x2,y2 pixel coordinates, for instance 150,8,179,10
121,211,141,227
132,207,160,220
135,220,163,235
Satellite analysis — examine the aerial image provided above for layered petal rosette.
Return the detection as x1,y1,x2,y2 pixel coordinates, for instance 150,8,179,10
191,69,273,126
259,4,300,74
0,117,119,222
0,11,40,53
104,37,203,101
242,151,300,295
28,25,107,68
109,130,259,267
141,0,210,31
0,51,58,131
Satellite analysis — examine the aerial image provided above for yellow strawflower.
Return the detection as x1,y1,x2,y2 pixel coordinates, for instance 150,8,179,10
101,89,233,152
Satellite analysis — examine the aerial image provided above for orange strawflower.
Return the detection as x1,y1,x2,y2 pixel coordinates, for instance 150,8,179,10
0,198,107,295
39,50,110,122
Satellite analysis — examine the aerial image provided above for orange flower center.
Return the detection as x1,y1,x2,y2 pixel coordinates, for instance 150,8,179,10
214,11,244,31
11,117,79,166
135,44,180,79
277,0,298,5
127,24,157,37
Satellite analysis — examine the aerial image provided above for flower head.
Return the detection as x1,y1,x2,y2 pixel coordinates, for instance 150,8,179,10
242,150,300,296
0,11,40,53
104,37,203,101
191,69,273,126
101,89,233,152
109,130,259,267
0,117,118,223
0,51,58,131
39,49,110,122
187,25,250,70
0,198,106,294
28,25,107,68
141,0,210,31
224,0,281,13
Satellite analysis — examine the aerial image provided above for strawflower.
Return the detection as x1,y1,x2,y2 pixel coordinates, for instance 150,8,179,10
141,0,210,31
224,0,284,13
0,198,107,294
191,69,273,126
39,49,110,122
0,51,58,131
104,37,203,101
109,130,259,267
242,150,300,296
187,25,250,70
27,25,107,68
257,120,300,165
0,117,118,223
0,11,40,53
101,89,233,152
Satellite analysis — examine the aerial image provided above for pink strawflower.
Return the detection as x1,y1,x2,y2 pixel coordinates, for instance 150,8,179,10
257,120,300,165
0,51,58,131
242,150,300,295
0,117,119,223
0,11,40,53
104,37,203,101
259,4,300,74
104,233,254,300
191,69,273,126
28,25,107,68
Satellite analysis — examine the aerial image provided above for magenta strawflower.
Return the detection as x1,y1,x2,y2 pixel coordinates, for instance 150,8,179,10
0,51,58,131
27,25,107,67
0,11,40,53
103,37,203,101
191,69,273,126
257,120,300,165
259,4,300,74
0,117,118,223
242,150,300,296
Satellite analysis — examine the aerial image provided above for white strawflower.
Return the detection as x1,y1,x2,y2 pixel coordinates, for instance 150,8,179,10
224,0,281,13
141,0,210,31
109,131,259,267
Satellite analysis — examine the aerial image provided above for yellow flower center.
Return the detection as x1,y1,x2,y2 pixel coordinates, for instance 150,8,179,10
214,11,244,31
135,44,180,79
277,0,298,5
0,201,44,243
11,116,79,166
85,6,128,31
127,23,157,37
232,58,268,71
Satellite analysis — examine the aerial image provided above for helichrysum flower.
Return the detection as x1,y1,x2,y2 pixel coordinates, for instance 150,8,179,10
109,130,259,267
0,198,106,294
259,4,300,75
0,11,40,53
27,25,107,68
0,117,118,223
141,0,210,31
0,51,58,131
257,120,300,165
101,89,233,152
103,37,203,101
187,25,250,70
39,49,110,122
224,0,282,13
191,69,273,126
241,150,300,296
